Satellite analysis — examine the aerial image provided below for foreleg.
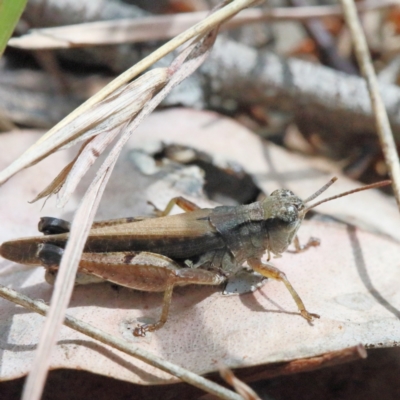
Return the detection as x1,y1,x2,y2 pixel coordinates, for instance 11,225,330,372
248,258,319,321
289,235,320,253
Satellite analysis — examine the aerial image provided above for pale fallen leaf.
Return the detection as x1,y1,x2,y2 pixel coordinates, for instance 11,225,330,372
130,108,400,242
0,111,399,385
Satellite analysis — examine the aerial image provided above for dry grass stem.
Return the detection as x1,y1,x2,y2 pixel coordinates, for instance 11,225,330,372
339,0,400,211
0,285,242,400
220,365,262,400
21,155,116,400
0,0,259,186
7,0,396,50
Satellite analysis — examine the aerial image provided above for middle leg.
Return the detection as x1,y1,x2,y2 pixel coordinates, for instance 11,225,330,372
149,196,201,217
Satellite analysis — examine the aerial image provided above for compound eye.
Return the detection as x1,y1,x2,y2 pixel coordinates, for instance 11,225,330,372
270,189,295,198
279,204,298,222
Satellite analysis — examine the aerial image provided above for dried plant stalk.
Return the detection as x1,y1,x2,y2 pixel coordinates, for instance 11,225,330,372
339,0,400,211
220,365,262,400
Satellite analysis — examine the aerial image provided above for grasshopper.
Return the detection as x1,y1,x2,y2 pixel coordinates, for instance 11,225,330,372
0,178,390,336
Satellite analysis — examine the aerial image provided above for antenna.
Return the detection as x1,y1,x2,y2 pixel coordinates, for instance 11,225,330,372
302,180,391,215
303,177,338,203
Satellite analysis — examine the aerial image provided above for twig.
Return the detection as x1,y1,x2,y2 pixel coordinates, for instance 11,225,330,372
0,284,242,400
198,38,400,141
339,0,400,210
8,0,398,50
288,0,357,75
238,345,367,381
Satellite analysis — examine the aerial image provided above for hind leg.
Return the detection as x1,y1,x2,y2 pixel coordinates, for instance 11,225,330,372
38,244,225,336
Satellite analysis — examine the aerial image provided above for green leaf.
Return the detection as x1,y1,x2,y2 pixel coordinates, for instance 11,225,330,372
0,0,28,58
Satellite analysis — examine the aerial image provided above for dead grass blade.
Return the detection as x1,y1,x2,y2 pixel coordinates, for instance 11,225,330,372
219,364,262,400
0,0,259,187
43,131,121,207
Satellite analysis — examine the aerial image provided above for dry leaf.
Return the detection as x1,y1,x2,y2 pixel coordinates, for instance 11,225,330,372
0,111,399,385
130,108,400,241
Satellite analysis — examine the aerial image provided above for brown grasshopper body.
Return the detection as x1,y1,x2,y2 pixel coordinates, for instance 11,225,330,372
0,179,390,336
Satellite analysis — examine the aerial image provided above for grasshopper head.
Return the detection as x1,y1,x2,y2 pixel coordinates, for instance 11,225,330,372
268,189,305,222
262,177,391,256
262,189,306,255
